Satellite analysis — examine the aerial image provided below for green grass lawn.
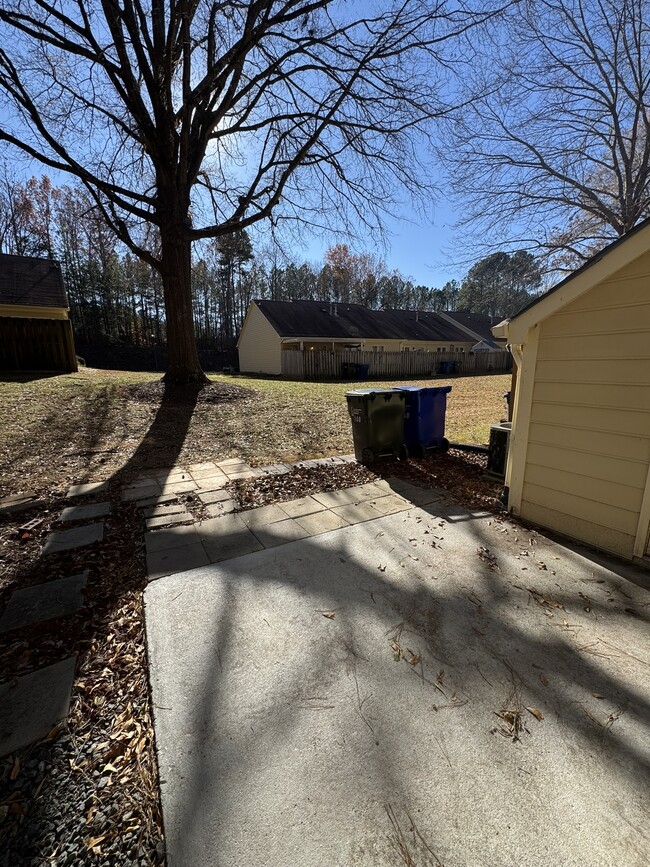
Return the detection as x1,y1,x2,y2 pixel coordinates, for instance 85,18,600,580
0,368,510,495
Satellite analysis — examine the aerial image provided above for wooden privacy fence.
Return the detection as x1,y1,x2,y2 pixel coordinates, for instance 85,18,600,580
281,349,512,380
0,316,78,372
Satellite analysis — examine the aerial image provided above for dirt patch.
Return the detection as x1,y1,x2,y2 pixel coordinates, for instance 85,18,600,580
125,381,256,405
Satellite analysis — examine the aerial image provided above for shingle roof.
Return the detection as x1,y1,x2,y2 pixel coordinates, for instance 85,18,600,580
0,254,68,308
254,300,472,342
443,311,503,344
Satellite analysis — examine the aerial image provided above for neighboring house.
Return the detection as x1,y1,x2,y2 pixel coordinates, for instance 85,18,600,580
238,300,503,375
493,217,650,562
0,253,78,372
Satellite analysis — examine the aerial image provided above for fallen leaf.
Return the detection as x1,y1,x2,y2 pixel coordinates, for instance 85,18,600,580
321,611,336,620
539,674,549,687
87,835,106,851
378,564,386,572
525,706,544,721
10,757,20,781
592,692,604,699
407,654,421,666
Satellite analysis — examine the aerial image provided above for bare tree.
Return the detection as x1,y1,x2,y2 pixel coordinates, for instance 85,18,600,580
0,1,497,383
439,0,650,270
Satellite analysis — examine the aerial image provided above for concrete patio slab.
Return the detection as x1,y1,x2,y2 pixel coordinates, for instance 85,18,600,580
154,470,190,484
364,493,410,517
0,572,88,634
0,657,76,757
147,543,210,581
225,470,256,481
385,478,447,506
43,522,104,555
278,496,327,519
66,481,109,499
146,512,194,531
190,462,218,473
0,494,45,516
59,502,111,523
145,505,650,867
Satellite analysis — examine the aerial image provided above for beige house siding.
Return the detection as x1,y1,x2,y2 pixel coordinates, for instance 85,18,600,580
517,250,650,558
237,303,282,374
284,337,475,353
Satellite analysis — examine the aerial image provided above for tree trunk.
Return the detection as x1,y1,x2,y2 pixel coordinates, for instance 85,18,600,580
159,227,208,385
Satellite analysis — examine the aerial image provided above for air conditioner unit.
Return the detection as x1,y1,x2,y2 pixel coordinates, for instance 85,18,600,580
487,422,511,477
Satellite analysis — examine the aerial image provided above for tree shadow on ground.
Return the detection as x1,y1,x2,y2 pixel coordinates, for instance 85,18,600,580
148,498,650,866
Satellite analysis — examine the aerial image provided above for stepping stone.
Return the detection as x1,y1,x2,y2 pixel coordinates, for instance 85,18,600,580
331,501,384,525
122,483,161,502
205,501,236,518
155,470,191,485
384,479,445,506
216,458,249,470
136,493,179,509
147,542,210,582
59,502,111,523
294,510,350,536
194,475,229,491
312,489,360,509
43,522,104,555
190,466,226,481
198,515,263,563
0,572,88,634
240,504,288,528
365,494,410,517
344,482,391,501
66,481,109,499
143,502,186,519
0,494,46,516
160,480,197,495
250,518,309,549
0,657,76,757
199,489,232,505
224,470,256,481
279,496,326,519
146,512,194,530
145,524,199,554
189,462,218,473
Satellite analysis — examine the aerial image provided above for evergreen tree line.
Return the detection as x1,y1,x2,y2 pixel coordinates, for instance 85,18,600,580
0,175,543,354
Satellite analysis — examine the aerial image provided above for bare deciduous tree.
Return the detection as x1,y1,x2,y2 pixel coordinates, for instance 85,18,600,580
439,0,650,270
0,0,497,382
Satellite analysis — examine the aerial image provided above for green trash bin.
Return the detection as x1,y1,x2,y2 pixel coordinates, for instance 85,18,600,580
345,389,406,464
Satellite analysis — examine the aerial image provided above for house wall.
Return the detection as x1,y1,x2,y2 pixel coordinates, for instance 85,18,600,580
1,304,68,319
517,249,650,558
283,338,476,353
237,303,282,374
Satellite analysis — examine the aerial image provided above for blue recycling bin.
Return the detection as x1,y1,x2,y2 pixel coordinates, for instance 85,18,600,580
396,385,452,457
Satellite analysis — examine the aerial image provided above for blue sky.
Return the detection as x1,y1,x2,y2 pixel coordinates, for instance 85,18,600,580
301,202,459,288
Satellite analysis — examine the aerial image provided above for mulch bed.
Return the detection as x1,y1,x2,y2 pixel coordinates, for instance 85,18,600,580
0,492,164,867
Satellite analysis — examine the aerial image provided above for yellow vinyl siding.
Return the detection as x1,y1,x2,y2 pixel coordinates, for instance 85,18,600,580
1,304,68,319
237,303,282,374
519,250,650,558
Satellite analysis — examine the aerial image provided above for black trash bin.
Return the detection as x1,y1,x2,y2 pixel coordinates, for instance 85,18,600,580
345,389,406,464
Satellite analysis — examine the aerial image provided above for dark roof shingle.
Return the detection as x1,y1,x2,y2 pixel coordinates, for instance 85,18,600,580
254,300,473,342
0,254,68,308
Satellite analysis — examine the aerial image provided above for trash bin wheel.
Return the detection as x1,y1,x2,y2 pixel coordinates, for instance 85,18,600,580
411,443,425,459
399,444,409,460
439,437,450,453
361,447,375,465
